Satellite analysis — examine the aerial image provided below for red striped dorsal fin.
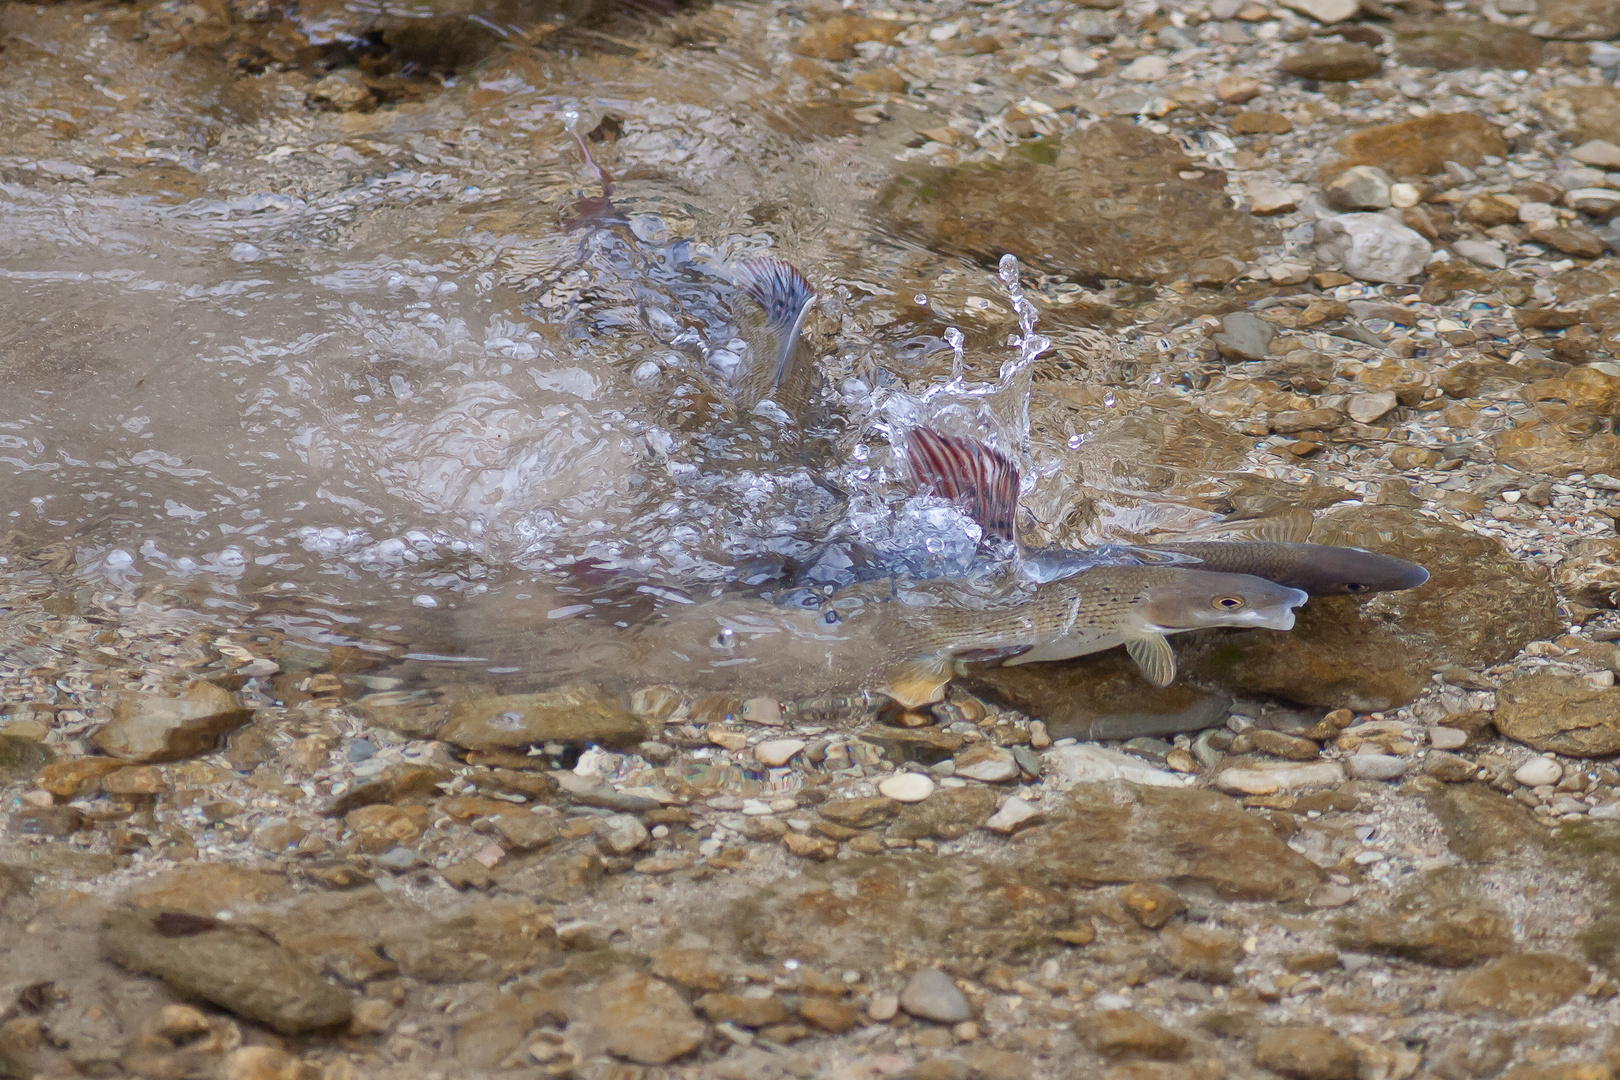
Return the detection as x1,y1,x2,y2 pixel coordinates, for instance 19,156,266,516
904,426,1021,545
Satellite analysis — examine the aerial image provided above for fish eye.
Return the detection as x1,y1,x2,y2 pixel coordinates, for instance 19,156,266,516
1344,582,1369,593
1212,594,1246,610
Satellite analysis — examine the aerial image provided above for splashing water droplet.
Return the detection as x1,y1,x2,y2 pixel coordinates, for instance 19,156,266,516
944,326,965,387
1067,433,1087,449
1103,391,1117,408
914,293,928,305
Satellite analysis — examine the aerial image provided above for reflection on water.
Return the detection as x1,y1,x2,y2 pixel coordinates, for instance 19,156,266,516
0,10,1248,704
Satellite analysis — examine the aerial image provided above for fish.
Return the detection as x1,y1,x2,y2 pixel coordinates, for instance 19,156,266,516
876,565,1308,708
903,425,1429,596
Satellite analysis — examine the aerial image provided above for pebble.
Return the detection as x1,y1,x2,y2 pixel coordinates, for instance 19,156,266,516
595,813,650,855
899,968,972,1024
1347,753,1406,781
1044,744,1183,788
1513,757,1563,787
1573,139,1620,169
984,796,1041,834
1119,55,1169,82
1323,166,1393,211
868,992,900,1022
753,739,805,767
1214,761,1345,794
952,744,1019,783
1428,726,1468,750
1452,239,1507,270
878,772,936,803
1316,213,1433,284
1280,0,1357,21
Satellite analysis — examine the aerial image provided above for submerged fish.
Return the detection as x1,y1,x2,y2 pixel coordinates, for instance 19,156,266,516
903,425,1429,596
877,565,1308,708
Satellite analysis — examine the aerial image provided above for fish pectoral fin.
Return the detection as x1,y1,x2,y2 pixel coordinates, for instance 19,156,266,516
883,654,955,709
1125,634,1177,688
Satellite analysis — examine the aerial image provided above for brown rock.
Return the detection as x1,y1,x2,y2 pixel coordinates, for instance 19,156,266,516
453,991,566,1070
1464,194,1522,228
278,932,397,985
1085,1010,1188,1059
1495,425,1620,476
1537,86,1620,145
800,995,860,1033
1496,670,1620,757
1122,882,1186,929
1279,41,1381,81
36,758,123,798
1442,954,1590,1017
220,1046,316,1080
858,726,963,764
1324,113,1507,181
1528,222,1607,258
1254,1027,1359,1080
1027,782,1323,900
326,764,450,816
101,909,351,1034
1556,538,1620,608
439,686,645,751
791,14,899,61
1247,730,1322,760
969,651,1230,743
880,119,1263,285
1423,782,1546,862
1424,751,1479,782
651,947,728,993
127,864,291,916
1191,505,1560,710
783,831,839,860
889,785,997,840
1331,868,1512,967
382,900,555,982
102,765,168,795
819,796,898,829
696,993,787,1028
1532,0,1620,40
571,973,705,1064
344,804,430,854
1160,924,1244,984
1232,110,1293,135
1395,19,1544,69
93,683,252,763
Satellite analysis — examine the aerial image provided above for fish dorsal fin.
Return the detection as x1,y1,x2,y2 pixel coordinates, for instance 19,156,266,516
882,653,955,709
1125,634,1177,687
904,426,1021,545
730,256,817,413
1176,507,1316,544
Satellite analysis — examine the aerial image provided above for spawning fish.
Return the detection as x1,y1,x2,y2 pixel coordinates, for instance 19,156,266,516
904,425,1429,596
874,565,1309,708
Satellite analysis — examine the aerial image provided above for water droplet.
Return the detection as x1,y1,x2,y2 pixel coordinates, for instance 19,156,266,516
1103,391,1117,408
914,293,928,305
715,627,735,648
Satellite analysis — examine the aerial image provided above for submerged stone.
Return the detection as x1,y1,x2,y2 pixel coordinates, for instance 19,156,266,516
1323,113,1507,182
1279,41,1382,80
93,682,253,763
1536,86,1620,145
569,973,706,1065
1531,0,1620,39
1495,670,1620,757
101,909,352,1034
1331,868,1513,967
1394,19,1544,69
1441,954,1590,1017
1025,781,1323,900
439,686,645,750
1189,505,1560,710
970,652,1230,743
879,120,1263,284
1422,782,1547,863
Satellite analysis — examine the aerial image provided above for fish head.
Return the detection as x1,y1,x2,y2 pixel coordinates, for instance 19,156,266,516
1292,545,1430,596
1141,569,1309,632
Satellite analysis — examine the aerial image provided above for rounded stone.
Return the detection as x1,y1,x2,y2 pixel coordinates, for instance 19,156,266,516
1513,757,1563,788
879,772,936,803
899,968,972,1023
753,739,806,767
1347,753,1406,781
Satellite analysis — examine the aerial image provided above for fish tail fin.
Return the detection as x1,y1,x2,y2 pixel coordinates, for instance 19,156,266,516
882,653,955,709
904,426,1021,546
1125,633,1177,687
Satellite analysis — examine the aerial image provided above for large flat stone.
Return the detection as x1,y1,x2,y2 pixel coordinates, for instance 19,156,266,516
1024,781,1324,900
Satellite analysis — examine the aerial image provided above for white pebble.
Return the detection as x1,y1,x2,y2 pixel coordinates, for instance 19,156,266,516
985,796,1041,833
1347,754,1406,781
1514,757,1563,787
879,772,936,803
1428,726,1468,750
753,739,806,767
